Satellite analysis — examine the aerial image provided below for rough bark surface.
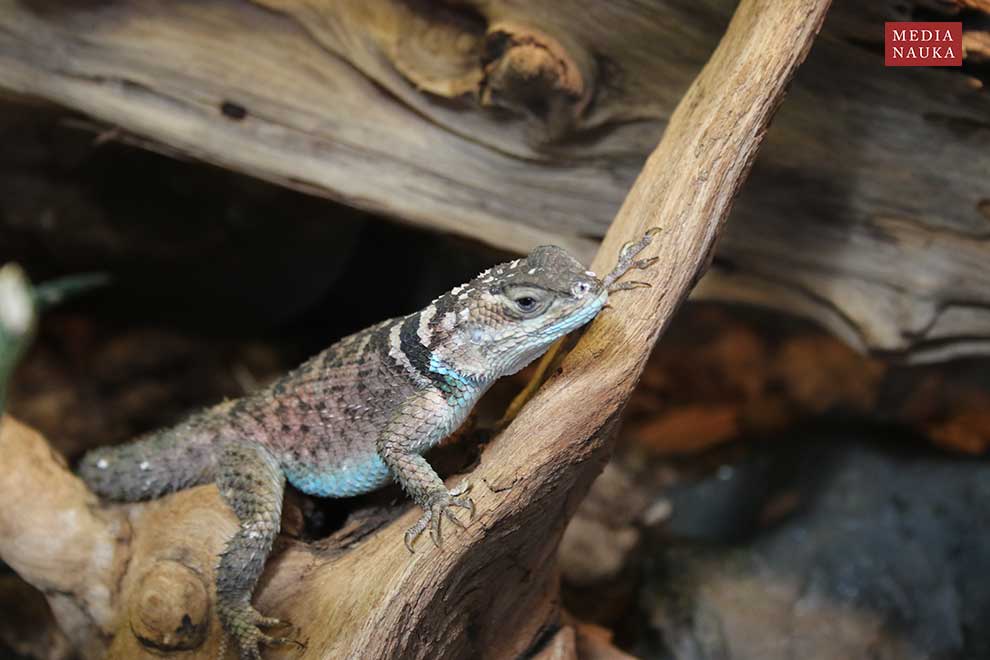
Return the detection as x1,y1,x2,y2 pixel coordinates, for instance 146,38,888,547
0,0,986,361
0,0,830,657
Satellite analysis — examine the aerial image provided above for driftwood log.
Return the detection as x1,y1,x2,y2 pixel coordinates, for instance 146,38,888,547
0,0,987,362
0,0,830,657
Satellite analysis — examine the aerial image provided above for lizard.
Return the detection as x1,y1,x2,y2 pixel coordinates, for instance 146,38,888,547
78,229,660,660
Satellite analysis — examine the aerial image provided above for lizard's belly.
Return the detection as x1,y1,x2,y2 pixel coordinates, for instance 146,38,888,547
283,453,391,498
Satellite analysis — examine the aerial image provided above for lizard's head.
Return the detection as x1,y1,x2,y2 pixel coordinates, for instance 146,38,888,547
427,245,606,379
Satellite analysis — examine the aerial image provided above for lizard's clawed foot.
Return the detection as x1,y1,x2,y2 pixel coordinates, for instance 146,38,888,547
602,227,662,291
218,602,303,660
404,481,475,552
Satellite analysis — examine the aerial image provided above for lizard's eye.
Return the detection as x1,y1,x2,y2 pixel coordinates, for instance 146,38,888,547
515,296,537,311
504,285,548,317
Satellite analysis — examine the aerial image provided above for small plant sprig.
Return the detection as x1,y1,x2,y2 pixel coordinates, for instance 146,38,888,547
0,265,107,415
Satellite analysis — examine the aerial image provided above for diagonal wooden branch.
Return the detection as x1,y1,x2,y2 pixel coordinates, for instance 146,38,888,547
0,0,830,657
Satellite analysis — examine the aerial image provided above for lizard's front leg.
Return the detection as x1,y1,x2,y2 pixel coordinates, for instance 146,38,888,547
215,440,294,660
602,227,662,291
377,402,475,551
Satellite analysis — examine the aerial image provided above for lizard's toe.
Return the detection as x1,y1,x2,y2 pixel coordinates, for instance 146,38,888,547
447,480,475,524
219,602,300,660
450,494,475,519
429,507,444,547
405,509,432,552
234,627,301,660
618,239,640,262
632,256,659,270
449,480,471,497
254,613,290,630
608,280,652,293
444,506,467,529
262,631,305,652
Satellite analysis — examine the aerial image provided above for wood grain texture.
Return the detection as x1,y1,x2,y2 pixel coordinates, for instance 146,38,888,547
0,0,830,657
0,0,986,361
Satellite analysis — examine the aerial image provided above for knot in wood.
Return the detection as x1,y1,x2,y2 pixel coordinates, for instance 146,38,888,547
480,22,589,134
129,560,209,652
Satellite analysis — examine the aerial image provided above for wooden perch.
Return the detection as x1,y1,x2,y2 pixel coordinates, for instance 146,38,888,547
0,1,986,361
0,0,829,657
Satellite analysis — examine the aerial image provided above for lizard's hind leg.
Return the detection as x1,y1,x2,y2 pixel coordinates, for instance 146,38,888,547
215,441,297,660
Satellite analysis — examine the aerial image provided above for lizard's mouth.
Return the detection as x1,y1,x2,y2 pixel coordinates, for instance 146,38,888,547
563,289,609,332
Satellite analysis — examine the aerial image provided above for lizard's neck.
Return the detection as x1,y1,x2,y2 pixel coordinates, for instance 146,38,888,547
427,352,493,395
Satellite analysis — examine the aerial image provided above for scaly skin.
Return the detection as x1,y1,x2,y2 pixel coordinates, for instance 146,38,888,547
79,230,659,659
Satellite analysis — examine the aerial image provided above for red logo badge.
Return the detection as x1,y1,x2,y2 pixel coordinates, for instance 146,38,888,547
885,22,962,67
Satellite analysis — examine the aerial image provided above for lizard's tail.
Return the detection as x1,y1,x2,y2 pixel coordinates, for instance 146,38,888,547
79,415,218,501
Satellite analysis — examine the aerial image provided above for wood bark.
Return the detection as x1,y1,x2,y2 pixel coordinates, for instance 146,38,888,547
0,0,830,657
0,0,986,362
